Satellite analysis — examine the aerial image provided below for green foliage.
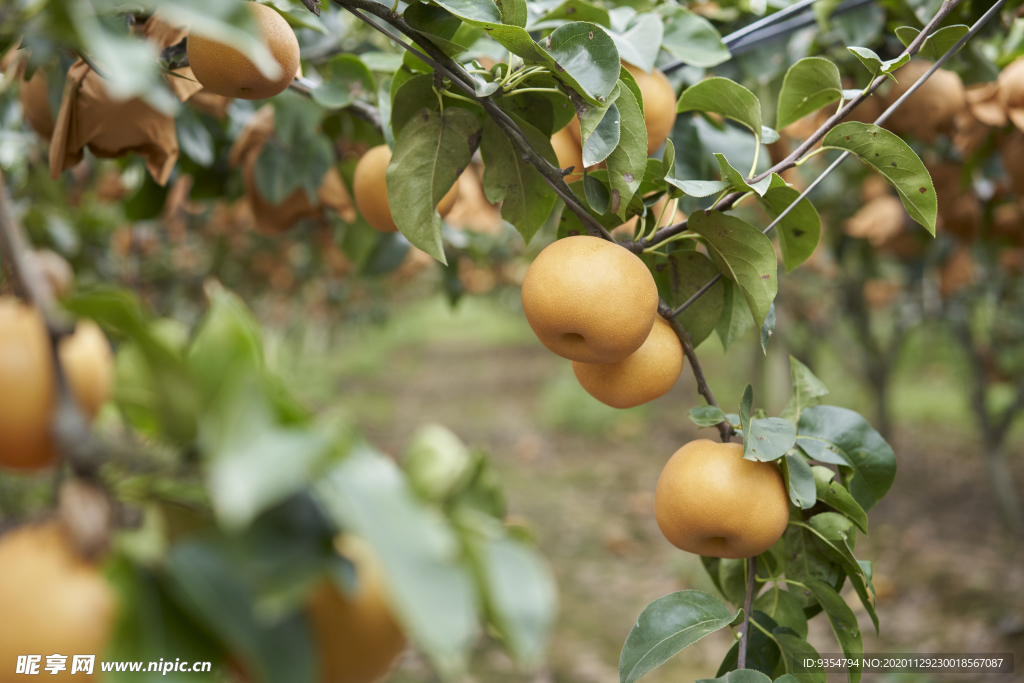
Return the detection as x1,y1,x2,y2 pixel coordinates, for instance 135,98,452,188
776,58,843,130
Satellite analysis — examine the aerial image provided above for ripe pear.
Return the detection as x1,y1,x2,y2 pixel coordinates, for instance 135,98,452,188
0,522,116,682
655,439,790,559
521,236,658,364
353,144,459,233
572,316,683,408
187,2,300,100
623,63,677,155
0,298,113,470
307,537,406,683
885,60,965,141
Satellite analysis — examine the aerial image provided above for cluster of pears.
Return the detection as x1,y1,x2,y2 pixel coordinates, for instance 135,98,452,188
521,236,682,408
0,522,405,683
0,297,113,470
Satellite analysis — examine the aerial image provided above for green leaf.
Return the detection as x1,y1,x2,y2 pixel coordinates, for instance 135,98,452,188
715,155,784,196
678,78,762,151
746,418,797,462
812,466,869,535
822,122,936,234
712,611,780,679
847,47,910,81
689,405,728,427
479,114,558,243
543,22,621,103
784,451,817,511
584,172,611,214
312,54,376,109
783,522,844,609
494,0,527,27
807,513,863,580
388,107,481,263
776,58,843,130
610,13,664,74
688,210,778,329
761,185,821,273
804,579,863,683
773,628,826,683
606,85,647,219
780,357,829,425
468,533,557,668
430,0,502,25
529,0,610,29
497,75,576,136
659,6,730,68
895,24,969,60
761,126,780,145
581,100,621,167
796,405,896,511
754,587,808,639
666,178,732,198
739,384,753,441
716,279,755,351
760,303,776,354
316,445,479,678
619,590,740,683
176,110,215,168
405,3,468,55
662,138,675,179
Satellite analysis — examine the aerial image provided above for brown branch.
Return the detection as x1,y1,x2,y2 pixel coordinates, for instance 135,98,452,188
660,303,734,442
331,0,614,241
0,169,102,476
629,0,965,254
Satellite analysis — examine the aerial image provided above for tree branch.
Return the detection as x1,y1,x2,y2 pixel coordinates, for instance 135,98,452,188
660,303,734,442
630,0,965,254
331,0,614,241
0,169,102,476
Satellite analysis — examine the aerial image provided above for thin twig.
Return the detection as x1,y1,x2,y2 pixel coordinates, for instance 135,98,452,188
738,555,757,669
289,75,383,133
633,0,966,254
660,303,734,442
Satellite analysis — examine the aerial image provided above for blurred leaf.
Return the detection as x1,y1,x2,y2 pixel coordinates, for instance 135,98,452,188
659,6,730,68
796,406,896,511
804,580,863,683
689,210,778,329
821,122,936,234
666,178,731,198
761,186,821,273
312,54,376,109
316,446,479,678
812,466,868,535
106,559,221,683
760,303,776,354
739,384,753,442
163,539,315,683
610,13,664,74
530,0,610,29
480,114,558,243
701,670,772,683
716,279,754,351
619,590,739,683
176,109,215,168
124,172,170,221
495,0,527,27
388,107,480,262
776,58,843,131
188,284,264,406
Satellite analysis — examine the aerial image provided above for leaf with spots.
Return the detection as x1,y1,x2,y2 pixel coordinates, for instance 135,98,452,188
760,185,821,273
480,114,558,244
688,210,778,329
822,122,936,234
605,84,646,219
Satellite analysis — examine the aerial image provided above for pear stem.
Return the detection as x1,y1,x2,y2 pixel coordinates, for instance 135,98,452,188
738,555,757,670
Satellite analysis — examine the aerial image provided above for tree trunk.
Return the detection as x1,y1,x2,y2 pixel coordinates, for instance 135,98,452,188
985,439,1024,537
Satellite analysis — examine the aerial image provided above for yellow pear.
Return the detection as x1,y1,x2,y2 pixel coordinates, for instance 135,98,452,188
521,235,658,364
187,2,300,100
655,439,790,559
572,316,683,408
